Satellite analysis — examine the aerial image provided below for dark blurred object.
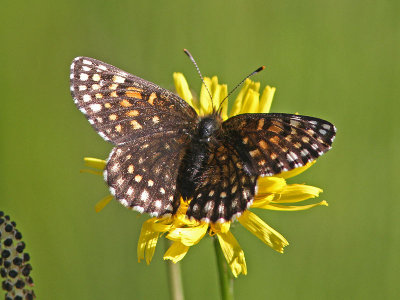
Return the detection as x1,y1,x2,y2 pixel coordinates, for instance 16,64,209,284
0,211,35,299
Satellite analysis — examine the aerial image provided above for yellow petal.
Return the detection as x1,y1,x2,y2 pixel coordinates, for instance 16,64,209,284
219,84,229,120
256,176,286,194
230,79,251,117
210,76,220,110
199,77,213,116
94,195,113,212
274,184,323,203
258,85,276,113
166,223,208,246
240,89,259,114
173,72,196,110
210,221,231,234
277,161,316,179
252,194,276,208
84,157,106,170
137,218,160,264
216,232,247,277
239,211,288,253
264,200,328,211
163,241,190,263
150,221,173,233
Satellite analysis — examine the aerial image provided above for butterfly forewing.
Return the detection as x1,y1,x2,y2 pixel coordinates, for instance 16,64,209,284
222,113,336,176
70,57,197,145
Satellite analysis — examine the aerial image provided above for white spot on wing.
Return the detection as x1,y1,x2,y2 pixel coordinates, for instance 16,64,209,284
319,129,327,135
90,103,102,112
98,132,109,141
113,75,125,83
204,201,213,212
83,94,91,102
133,206,144,213
109,187,116,196
80,73,89,81
140,190,149,201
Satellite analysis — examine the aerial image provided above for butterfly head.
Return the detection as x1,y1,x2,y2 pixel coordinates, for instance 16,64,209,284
196,114,222,143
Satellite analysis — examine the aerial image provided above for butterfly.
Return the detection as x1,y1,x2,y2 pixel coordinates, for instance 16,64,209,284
70,56,336,223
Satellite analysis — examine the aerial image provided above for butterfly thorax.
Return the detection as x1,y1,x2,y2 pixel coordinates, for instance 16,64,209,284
177,114,222,200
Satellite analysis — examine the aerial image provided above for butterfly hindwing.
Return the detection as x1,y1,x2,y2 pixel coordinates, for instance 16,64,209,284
70,57,197,145
222,113,336,176
186,140,256,222
106,133,190,217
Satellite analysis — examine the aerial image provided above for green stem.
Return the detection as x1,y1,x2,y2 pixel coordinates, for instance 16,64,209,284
165,239,185,300
214,237,234,300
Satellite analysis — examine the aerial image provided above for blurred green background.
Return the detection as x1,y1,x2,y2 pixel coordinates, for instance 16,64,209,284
1,0,399,299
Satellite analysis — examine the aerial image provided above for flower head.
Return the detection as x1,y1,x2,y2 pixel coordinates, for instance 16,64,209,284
83,72,329,277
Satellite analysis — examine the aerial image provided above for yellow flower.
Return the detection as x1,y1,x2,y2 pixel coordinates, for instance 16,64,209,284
82,73,328,277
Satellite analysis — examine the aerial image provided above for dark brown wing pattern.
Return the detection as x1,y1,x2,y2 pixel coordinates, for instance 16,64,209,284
70,57,197,145
222,113,336,177
70,57,197,216
186,141,256,223
105,133,190,217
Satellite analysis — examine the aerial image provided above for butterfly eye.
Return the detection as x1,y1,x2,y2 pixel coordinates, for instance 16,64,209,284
197,117,219,140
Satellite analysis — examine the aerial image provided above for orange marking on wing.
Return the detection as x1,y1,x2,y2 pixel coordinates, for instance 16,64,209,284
104,102,111,108
269,136,280,144
249,149,261,158
258,160,266,166
268,125,282,134
285,135,293,142
126,110,139,116
257,119,265,131
125,87,143,99
95,93,103,99
120,99,132,107
115,124,122,132
148,92,157,105
110,91,118,97
259,140,268,149
130,120,142,129
126,91,142,99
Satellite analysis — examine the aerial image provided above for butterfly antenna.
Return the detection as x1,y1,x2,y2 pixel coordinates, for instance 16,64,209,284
217,65,265,114
183,49,213,104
